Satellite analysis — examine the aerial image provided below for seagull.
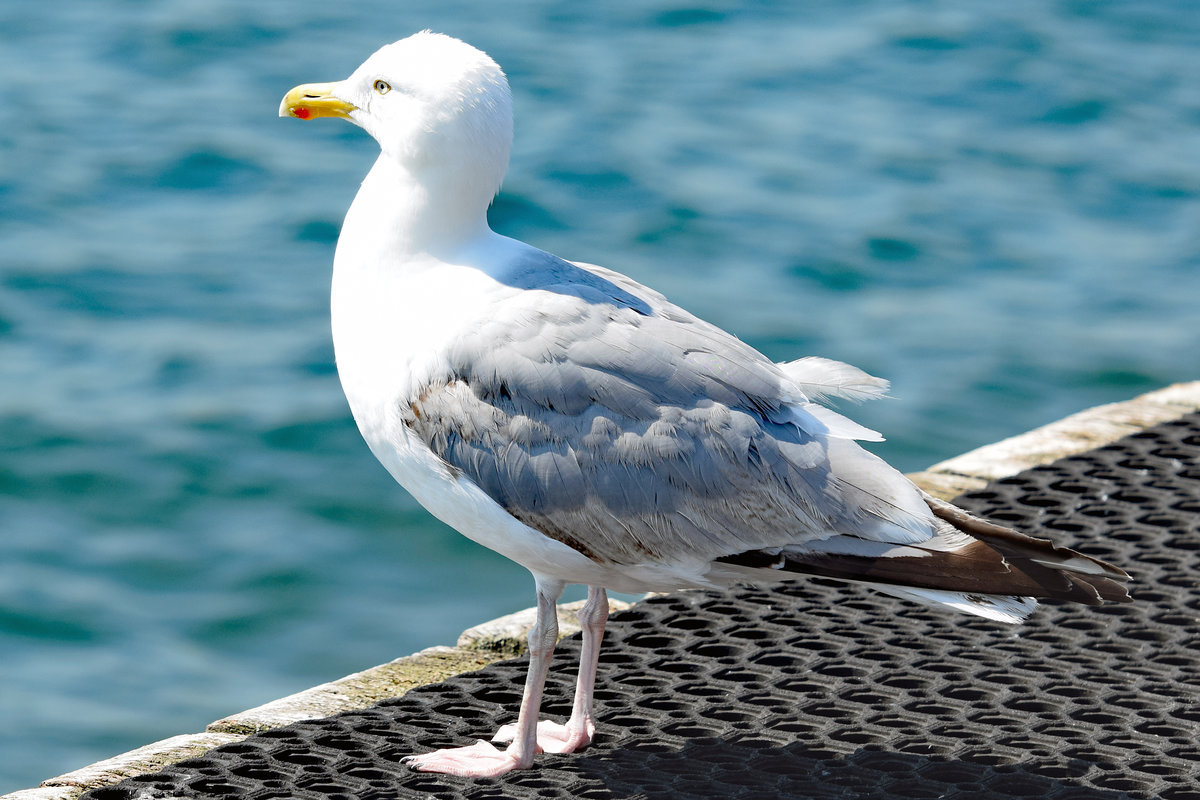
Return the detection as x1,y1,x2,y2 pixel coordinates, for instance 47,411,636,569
279,31,1131,778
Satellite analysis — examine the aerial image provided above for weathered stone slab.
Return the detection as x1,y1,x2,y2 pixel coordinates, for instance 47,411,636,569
921,381,1200,484
458,597,633,655
4,733,244,800
208,645,495,734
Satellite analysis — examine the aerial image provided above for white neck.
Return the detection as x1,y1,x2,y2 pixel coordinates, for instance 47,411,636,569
341,154,494,263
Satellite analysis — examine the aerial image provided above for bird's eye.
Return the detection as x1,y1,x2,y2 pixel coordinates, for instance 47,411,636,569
373,79,392,95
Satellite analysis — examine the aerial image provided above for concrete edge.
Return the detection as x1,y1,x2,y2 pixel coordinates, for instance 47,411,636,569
7,381,1198,800
455,597,633,656
207,645,494,735
908,381,1200,500
2,734,245,800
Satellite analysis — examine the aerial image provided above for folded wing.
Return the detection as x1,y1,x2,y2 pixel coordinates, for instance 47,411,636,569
401,249,1131,617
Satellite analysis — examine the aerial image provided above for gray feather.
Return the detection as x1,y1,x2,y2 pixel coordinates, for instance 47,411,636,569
401,249,935,567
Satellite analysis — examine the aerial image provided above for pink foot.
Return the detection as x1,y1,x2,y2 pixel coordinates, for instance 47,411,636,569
402,739,532,778
491,719,594,754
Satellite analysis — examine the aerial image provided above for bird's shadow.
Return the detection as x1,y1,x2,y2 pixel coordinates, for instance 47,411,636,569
544,737,1136,800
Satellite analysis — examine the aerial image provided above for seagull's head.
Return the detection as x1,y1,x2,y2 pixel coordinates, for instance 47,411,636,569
280,31,513,201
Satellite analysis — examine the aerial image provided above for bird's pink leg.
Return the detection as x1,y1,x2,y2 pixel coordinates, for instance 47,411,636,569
493,585,609,753
559,585,609,750
403,577,565,777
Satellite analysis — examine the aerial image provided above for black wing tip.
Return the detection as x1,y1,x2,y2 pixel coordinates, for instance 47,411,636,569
922,492,1134,589
1070,572,1134,604
716,493,1134,610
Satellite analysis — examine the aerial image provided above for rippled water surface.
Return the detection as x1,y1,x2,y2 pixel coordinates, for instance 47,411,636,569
2,1,1198,789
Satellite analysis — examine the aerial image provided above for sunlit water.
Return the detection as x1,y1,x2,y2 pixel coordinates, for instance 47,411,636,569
2,1,1198,789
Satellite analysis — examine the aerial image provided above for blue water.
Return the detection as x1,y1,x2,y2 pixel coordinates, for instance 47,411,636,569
2,0,1198,789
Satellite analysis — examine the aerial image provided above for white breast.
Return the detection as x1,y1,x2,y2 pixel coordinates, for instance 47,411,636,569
329,232,625,584
331,245,483,475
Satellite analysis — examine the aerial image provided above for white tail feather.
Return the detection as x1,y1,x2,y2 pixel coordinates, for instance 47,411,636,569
778,356,890,404
872,585,1037,624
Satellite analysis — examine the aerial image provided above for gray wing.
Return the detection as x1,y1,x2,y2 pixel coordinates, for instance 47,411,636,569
402,253,936,566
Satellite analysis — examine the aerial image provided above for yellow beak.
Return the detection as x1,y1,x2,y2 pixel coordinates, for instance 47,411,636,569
279,82,357,120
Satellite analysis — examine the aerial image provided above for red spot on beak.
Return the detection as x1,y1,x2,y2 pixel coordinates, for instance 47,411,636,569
293,107,311,120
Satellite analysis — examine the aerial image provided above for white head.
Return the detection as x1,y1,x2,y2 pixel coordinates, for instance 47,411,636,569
281,32,513,208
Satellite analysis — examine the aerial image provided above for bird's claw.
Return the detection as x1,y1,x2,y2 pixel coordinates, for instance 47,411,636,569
402,739,531,778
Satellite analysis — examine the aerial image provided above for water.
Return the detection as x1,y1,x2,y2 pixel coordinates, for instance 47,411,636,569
2,0,1198,789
